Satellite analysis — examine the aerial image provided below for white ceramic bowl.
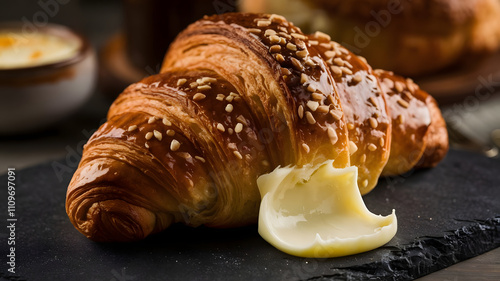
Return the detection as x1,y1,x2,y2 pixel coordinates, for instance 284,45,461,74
0,22,97,134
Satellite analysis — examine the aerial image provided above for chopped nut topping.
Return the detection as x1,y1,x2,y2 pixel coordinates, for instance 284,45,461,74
349,141,358,155
269,35,281,44
341,67,353,75
327,94,336,105
311,93,323,101
286,43,297,51
291,33,306,40
362,179,369,188
307,84,316,92
163,118,172,126
236,115,248,126
298,105,304,119
296,50,308,58
270,45,281,53
278,32,292,40
166,129,175,136
281,67,292,76
329,109,343,121
330,65,342,76
352,74,362,84
257,20,271,27
407,80,417,92
397,114,404,124
202,77,217,84
217,123,225,132
314,31,331,41
368,143,377,151
368,96,379,108
233,150,243,160
360,154,367,163
327,127,338,145
225,104,234,113
307,101,319,112
395,81,405,93
148,117,157,124
333,58,344,66
193,93,206,101
290,57,303,71
216,94,225,101
317,105,329,113
270,14,286,23
197,85,211,91
195,156,206,163
170,139,181,151
324,51,336,59
300,73,308,84
320,43,332,49
305,111,316,124
397,98,409,108
305,58,316,67
177,78,187,86
403,91,413,101
264,29,277,37
302,143,310,153
145,132,153,140
154,130,162,141
235,122,243,133
275,54,285,63
248,28,261,34
369,117,378,129
127,125,137,132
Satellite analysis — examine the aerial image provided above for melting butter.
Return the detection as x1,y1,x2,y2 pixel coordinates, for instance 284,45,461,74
257,160,397,258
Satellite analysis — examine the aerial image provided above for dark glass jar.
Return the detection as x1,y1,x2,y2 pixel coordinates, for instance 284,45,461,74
123,0,237,71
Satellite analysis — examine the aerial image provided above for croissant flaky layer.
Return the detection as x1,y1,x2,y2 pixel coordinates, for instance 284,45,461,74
66,13,448,242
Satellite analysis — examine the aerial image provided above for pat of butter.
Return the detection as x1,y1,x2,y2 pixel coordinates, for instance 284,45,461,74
257,160,397,258
0,31,79,69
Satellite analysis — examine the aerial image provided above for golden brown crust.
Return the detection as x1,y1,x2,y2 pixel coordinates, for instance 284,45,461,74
162,14,351,169
66,13,448,242
376,69,448,176
417,95,449,168
377,70,430,175
312,37,391,194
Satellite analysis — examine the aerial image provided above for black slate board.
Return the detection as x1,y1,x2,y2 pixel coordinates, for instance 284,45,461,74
1,149,499,281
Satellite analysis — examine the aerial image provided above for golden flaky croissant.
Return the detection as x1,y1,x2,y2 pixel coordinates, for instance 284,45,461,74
66,13,448,242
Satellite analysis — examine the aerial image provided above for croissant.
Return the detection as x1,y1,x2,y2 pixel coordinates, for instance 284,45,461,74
66,13,448,242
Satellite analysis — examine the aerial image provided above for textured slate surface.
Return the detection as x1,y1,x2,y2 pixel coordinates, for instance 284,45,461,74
1,149,499,281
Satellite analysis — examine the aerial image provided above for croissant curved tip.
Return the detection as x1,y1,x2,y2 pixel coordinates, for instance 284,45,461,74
70,199,159,242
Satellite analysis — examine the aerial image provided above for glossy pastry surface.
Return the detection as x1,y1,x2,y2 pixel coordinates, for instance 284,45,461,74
66,13,448,242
